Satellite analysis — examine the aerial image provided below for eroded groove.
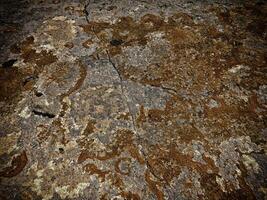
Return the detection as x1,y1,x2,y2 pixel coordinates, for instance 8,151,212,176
106,50,170,188
83,0,91,23
106,50,138,132
32,109,56,118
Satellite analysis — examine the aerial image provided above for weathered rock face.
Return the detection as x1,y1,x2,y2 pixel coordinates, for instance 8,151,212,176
0,0,266,199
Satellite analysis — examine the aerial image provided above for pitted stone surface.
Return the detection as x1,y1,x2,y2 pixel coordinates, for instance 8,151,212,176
0,0,266,199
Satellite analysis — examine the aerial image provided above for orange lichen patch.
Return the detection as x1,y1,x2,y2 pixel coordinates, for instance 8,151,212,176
147,109,166,123
64,42,74,49
115,129,134,146
82,39,94,48
115,157,132,175
77,129,144,165
10,35,34,54
77,145,119,163
47,118,69,146
22,49,57,68
37,125,50,144
120,191,141,200
136,105,146,127
81,13,199,49
147,154,180,183
80,12,265,102
81,21,110,35
139,64,176,88
143,94,183,116
146,144,218,185
165,27,198,45
177,125,204,144
108,173,125,189
12,35,57,69
135,96,205,144
1,36,54,104
0,151,28,177
111,16,222,92
79,130,134,161
77,151,93,164
203,96,248,122
145,170,164,200
83,163,110,181
127,146,145,165
0,67,23,102
84,120,96,135
95,149,120,161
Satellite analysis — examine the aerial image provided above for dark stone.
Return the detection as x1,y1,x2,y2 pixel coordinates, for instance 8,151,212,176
110,39,123,46
35,91,43,97
58,148,64,153
2,59,17,68
23,75,38,86
32,109,56,118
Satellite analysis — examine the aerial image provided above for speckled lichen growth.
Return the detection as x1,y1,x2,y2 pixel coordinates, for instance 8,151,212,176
0,0,266,199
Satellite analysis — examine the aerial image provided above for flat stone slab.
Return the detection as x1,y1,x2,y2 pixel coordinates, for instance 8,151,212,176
0,0,266,199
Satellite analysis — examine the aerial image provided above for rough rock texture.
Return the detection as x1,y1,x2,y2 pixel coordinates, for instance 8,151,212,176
0,0,266,199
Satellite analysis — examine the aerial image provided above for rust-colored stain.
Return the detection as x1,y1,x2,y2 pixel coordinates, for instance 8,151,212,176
136,105,146,127
64,42,74,49
120,191,141,200
0,67,23,102
0,151,28,178
83,163,110,182
82,39,94,48
11,36,57,69
77,129,145,165
115,157,132,175
84,120,96,135
145,170,164,200
1,1,266,199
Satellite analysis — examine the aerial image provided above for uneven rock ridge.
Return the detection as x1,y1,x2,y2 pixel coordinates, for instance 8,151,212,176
0,0,266,199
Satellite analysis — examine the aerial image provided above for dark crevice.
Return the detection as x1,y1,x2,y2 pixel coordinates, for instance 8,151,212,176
1,59,17,68
106,50,171,188
58,148,64,153
110,39,124,46
35,91,43,97
106,50,137,130
32,109,55,118
22,75,38,86
83,0,91,23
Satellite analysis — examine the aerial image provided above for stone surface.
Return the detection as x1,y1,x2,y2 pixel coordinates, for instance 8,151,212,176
0,0,266,199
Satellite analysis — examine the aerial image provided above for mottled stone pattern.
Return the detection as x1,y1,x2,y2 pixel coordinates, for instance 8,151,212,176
0,0,266,199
